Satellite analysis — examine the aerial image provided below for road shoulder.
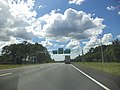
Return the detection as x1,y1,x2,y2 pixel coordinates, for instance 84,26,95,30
72,63,120,90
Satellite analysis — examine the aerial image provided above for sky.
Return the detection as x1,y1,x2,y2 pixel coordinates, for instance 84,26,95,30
0,0,120,61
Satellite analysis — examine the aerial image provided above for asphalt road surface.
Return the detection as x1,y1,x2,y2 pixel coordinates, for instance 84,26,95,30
0,63,117,90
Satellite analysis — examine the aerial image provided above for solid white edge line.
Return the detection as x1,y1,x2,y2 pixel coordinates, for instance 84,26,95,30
71,64,110,90
0,73,12,77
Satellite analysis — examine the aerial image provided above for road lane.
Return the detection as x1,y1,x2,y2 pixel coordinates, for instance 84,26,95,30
0,63,57,75
0,63,106,90
0,63,61,90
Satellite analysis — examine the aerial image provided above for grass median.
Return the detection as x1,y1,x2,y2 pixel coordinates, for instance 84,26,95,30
73,62,120,76
0,64,31,70
0,64,41,70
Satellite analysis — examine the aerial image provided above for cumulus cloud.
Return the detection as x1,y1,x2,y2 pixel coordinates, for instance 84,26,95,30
0,0,36,42
39,5,43,8
39,8,105,41
0,37,24,54
69,0,85,5
41,39,53,47
106,6,116,11
83,36,99,53
117,35,120,39
83,33,113,53
102,33,112,45
63,33,112,58
65,40,82,59
118,11,120,15
13,28,35,40
66,40,80,49
0,0,108,60
106,5,120,15
51,54,65,61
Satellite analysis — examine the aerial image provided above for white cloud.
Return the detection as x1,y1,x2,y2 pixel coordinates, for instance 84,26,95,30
70,45,81,58
69,0,85,5
0,0,36,42
57,9,60,12
106,6,116,11
66,40,80,49
51,44,65,49
118,11,120,15
116,35,120,39
102,33,112,45
9,0,36,19
38,8,105,42
51,54,65,61
106,5,120,15
0,37,24,54
0,0,38,54
83,33,113,53
41,39,53,47
65,40,82,59
41,40,52,47
0,1,107,61
30,8,105,59
39,5,43,8
83,36,99,53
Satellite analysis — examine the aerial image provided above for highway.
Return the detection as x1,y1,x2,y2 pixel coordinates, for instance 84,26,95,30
0,63,118,90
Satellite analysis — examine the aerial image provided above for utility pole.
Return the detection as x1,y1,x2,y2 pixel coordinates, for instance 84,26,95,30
78,45,81,62
99,34,104,63
82,49,84,64
78,45,84,63
101,41,104,63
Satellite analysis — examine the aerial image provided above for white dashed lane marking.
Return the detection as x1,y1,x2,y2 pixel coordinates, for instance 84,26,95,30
0,73,12,77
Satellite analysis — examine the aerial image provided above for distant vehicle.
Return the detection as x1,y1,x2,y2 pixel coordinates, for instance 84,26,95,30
65,55,71,64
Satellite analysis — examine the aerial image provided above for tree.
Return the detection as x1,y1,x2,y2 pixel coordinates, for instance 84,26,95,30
112,39,120,62
73,39,120,62
1,41,52,64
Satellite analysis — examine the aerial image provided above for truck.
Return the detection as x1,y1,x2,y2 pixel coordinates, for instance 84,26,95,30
64,55,71,64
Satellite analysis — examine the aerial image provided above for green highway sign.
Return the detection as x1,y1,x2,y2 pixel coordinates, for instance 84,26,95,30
53,50,57,54
53,48,71,54
58,48,64,54
64,49,71,54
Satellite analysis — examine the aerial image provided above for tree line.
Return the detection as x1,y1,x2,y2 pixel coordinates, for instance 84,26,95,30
0,41,53,64
72,39,120,62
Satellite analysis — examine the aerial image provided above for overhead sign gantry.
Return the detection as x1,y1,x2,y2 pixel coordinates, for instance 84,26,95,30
53,48,71,54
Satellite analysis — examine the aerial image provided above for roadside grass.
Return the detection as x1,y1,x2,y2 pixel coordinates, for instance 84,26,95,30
73,62,120,76
0,63,47,70
0,62,54,70
0,64,31,70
